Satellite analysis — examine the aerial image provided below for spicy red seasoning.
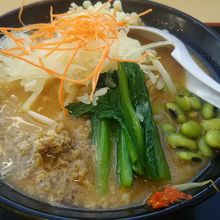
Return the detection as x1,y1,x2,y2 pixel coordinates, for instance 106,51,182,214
147,186,193,209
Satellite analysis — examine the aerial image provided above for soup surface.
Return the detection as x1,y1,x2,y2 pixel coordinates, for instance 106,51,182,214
0,45,208,209
0,0,217,210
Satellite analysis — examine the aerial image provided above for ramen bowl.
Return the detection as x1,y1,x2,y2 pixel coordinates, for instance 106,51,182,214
0,0,219,219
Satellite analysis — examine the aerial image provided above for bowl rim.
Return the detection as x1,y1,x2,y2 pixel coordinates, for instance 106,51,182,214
0,0,220,219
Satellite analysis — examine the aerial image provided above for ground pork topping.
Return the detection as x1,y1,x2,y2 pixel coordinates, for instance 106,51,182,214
2,120,96,207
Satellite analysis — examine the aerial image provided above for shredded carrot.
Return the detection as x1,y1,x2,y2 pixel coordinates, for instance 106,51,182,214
0,49,84,84
1,30,23,47
38,57,86,84
18,0,25,26
59,42,82,114
108,51,148,63
50,6,54,23
0,1,152,112
147,186,192,209
90,46,109,101
96,0,113,12
118,8,153,26
138,9,153,17
45,36,70,58
0,24,53,31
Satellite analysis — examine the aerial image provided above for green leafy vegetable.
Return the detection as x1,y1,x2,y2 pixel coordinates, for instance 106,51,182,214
67,85,138,167
118,63,145,176
67,62,171,192
117,128,133,187
66,87,119,118
92,116,111,195
119,62,170,180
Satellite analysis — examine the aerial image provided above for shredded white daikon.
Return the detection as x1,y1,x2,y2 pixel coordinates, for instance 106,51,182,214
0,1,176,124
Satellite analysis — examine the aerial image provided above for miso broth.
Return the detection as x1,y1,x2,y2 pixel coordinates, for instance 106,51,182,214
0,44,208,209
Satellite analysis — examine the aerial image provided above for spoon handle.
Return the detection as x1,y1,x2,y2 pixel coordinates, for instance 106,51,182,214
130,26,220,107
132,26,220,93
171,41,220,93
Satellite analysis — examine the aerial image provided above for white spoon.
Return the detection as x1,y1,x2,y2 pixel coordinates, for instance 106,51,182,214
130,26,220,108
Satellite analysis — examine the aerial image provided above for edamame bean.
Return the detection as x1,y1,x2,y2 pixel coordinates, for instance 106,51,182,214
180,121,202,138
205,130,220,148
161,123,176,133
201,119,220,131
166,103,186,123
202,103,214,119
189,96,202,110
198,137,214,158
177,151,203,162
177,87,191,96
167,133,197,151
187,111,199,118
175,95,191,112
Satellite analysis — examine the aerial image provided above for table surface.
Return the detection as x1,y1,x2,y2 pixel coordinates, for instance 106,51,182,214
0,0,219,219
0,0,220,23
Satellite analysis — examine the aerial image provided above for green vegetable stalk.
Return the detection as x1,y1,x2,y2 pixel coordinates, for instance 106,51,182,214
66,85,138,191
67,63,171,187
118,63,145,175
119,62,171,180
92,114,111,195
117,128,133,187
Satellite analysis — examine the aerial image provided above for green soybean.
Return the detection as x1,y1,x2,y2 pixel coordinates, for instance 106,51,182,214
189,96,202,110
161,123,175,133
180,121,202,138
177,87,191,96
201,119,220,131
166,102,186,123
167,133,197,151
187,111,199,119
205,130,220,148
198,137,214,158
202,103,214,119
178,151,203,162
175,95,191,112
